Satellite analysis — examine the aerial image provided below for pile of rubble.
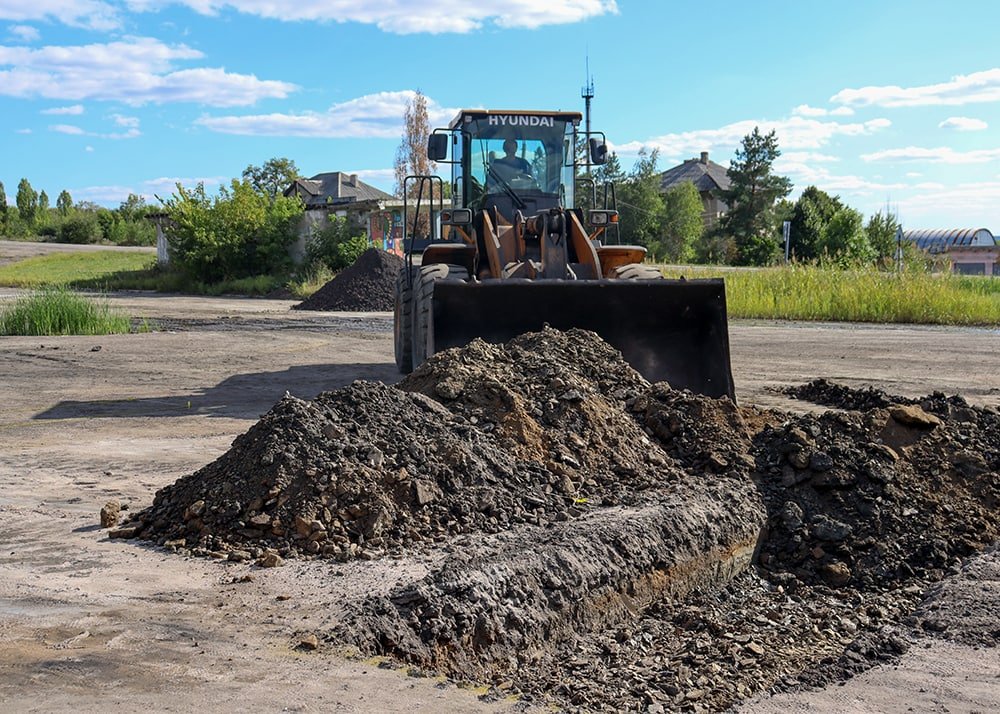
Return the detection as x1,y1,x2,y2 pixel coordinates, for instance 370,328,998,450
122,328,1000,712
293,248,402,311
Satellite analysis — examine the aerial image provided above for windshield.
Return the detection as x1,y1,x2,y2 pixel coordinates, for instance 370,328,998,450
466,117,573,206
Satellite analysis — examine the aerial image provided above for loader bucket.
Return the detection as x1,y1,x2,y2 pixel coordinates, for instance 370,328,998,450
430,278,736,400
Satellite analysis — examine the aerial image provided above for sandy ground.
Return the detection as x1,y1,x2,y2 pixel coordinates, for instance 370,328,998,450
0,285,998,712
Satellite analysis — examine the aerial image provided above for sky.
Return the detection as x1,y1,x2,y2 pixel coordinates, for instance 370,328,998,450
1,0,999,232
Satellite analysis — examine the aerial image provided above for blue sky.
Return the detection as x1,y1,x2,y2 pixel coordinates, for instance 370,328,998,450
2,0,999,231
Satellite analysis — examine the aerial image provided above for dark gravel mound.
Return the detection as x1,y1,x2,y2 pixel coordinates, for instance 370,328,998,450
753,400,1000,591
782,378,914,411
293,248,402,311
123,331,1000,712
128,328,687,562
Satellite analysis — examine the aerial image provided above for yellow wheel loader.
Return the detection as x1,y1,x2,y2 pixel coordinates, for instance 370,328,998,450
394,109,735,399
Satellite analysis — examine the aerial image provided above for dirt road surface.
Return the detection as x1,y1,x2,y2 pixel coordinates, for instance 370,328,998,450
1,290,997,712
0,240,156,268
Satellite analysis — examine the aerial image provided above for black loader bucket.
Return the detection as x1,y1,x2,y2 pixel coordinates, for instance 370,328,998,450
431,278,736,400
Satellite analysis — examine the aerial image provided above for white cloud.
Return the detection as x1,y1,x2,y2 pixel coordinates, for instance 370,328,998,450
85,145,93,151
111,113,140,127
41,104,84,115
49,118,141,139
347,168,395,183
791,104,854,118
862,146,1000,164
894,181,1000,226
125,0,617,34
16,127,32,133
938,116,988,131
0,0,120,31
197,90,457,137
51,123,85,134
614,116,891,159
0,37,297,106
142,175,226,193
905,171,923,178
9,25,40,42
832,68,1000,108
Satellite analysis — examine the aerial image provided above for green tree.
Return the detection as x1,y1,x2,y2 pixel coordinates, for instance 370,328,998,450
16,178,38,226
866,208,900,266
821,206,873,264
790,186,840,260
242,158,302,202
660,181,703,262
38,190,50,212
617,149,666,249
56,190,73,216
163,180,303,282
720,127,792,265
0,181,7,234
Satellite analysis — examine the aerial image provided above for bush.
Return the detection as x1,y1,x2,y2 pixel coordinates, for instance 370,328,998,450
306,216,369,271
59,213,103,244
163,180,303,283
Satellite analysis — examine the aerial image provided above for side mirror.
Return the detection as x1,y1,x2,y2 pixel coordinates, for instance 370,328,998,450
589,137,608,165
427,134,448,161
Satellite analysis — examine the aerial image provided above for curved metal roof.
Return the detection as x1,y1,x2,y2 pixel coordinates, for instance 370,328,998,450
902,228,995,253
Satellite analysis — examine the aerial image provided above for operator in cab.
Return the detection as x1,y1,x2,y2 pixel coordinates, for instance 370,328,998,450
491,138,532,179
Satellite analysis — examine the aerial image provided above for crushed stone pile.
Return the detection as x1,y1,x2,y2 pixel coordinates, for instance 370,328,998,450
754,397,1000,591
293,247,402,311
123,332,1000,712
128,328,688,562
783,377,915,411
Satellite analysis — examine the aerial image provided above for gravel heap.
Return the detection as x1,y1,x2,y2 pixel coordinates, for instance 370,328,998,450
124,341,1000,712
127,328,677,562
293,248,402,311
754,394,1000,591
782,377,915,411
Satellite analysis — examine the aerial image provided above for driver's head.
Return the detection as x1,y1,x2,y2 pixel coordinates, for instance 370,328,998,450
503,138,518,156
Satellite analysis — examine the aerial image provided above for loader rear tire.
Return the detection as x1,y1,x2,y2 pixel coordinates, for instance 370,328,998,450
412,263,469,372
394,266,417,374
610,263,665,280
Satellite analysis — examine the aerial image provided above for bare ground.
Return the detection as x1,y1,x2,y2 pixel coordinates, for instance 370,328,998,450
0,289,997,712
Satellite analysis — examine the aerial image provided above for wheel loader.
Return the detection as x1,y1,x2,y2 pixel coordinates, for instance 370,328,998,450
394,109,735,399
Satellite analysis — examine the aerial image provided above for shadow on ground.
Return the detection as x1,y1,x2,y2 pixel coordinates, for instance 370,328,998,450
33,362,400,421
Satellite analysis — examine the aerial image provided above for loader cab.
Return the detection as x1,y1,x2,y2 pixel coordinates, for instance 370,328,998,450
443,110,583,222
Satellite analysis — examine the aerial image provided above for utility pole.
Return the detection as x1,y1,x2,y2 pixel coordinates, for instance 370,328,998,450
581,56,594,177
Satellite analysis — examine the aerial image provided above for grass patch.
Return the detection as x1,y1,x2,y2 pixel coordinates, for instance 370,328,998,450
662,264,1000,326
0,288,132,336
287,264,335,299
0,251,156,287
0,251,284,296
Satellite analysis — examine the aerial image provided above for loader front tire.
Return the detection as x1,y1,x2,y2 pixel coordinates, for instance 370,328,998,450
393,266,417,374
412,263,469,372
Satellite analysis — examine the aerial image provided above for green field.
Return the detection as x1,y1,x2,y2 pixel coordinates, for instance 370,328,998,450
663,264,1000,326
0,251,157,288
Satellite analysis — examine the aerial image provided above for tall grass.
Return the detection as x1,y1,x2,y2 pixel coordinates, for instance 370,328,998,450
662,265,1000,326
0,288,132,336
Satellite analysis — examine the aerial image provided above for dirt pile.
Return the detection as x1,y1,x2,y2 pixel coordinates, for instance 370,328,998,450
127,328,696,561
756,391,999,591
124,336,1000,712
293,248,402,311
783,377,914,411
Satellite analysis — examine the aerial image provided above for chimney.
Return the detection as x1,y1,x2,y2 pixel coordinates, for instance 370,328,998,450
336,173,342,195
700,151,709,165
349,173,358,187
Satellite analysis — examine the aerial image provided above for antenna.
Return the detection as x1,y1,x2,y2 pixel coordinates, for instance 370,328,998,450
581,54,594,175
